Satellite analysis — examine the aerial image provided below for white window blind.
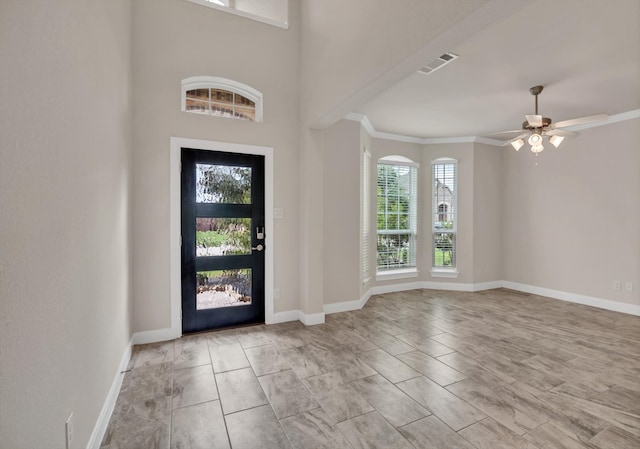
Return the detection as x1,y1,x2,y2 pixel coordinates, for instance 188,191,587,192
432,160,457,268
361,149,371,283
377,158,418,271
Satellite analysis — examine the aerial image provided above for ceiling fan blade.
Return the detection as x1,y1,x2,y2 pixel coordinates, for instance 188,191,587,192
487,129,526,135
501,132,529,146
525,114,543,127
546,128,577,137
553,114,608,129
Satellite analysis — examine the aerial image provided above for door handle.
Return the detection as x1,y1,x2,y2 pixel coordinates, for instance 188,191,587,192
251,244,264,252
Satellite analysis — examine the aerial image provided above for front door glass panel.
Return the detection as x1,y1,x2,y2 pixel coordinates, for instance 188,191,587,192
196,269,252,310
196,217,251,256
196,163,252,204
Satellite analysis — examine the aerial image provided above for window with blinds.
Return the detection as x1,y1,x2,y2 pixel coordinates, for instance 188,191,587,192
361,149,371,283
432,159,457,269
377,157,418,271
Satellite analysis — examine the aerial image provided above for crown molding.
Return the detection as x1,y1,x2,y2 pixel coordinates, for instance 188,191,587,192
345,109,640,146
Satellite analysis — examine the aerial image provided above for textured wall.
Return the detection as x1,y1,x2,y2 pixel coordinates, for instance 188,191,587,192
131,0,301,331
0,0,133,447
473,144,503,283
502,119,640,305
322,120,361,306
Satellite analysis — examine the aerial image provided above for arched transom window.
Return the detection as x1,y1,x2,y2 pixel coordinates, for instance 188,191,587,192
181,77,263,122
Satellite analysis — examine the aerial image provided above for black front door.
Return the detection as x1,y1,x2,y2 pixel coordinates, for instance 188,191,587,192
181,148,265,333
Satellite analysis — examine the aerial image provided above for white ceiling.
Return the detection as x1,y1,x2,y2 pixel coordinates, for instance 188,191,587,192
353,0,640,141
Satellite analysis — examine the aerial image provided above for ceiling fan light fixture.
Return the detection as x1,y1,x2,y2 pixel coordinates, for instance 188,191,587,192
528,133,543,146
549,135,565,148
531,143,544,154
511,139,524,151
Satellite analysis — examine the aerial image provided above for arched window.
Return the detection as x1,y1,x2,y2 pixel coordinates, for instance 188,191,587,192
432,158,457,271
376,155,418,274
181,77,263,122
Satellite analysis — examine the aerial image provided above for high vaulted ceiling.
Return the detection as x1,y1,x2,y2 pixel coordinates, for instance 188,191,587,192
353,0,640,141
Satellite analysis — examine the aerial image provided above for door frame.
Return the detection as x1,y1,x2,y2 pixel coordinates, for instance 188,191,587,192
170,137,274,338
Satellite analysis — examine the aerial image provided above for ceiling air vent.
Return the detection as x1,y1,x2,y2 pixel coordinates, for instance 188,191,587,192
418,52,459,75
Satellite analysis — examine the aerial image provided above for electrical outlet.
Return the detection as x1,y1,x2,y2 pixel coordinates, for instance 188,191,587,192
274,208,284,219
273,288,280,299
65,413,74,449
613,280,621,291
625,282,633,292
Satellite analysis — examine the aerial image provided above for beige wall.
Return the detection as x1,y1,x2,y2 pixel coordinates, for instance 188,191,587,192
502,118,640,305
131,0,301,331
473,143,502,283
322,120,361,305
0,0,133,447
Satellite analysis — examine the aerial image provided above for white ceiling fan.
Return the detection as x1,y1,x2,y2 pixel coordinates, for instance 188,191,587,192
493,85,607,153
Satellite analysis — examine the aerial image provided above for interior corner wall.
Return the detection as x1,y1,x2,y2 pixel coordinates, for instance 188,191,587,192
131,0,301,333
502,118,640,306
321,120,361,306
472,143,502,283
0,1,133,447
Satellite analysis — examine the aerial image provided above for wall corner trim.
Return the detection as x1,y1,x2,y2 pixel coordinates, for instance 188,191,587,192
299,311,326,326
86,338,133,449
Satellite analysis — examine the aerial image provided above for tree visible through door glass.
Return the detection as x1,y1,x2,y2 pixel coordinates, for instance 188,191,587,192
195,217,251,256
196,163,252,204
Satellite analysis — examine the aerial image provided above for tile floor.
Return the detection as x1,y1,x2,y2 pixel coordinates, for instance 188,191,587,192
100,288,640,449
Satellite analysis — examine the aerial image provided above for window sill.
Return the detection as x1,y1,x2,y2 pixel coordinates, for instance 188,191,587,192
430,268,459,278
376,268,418,281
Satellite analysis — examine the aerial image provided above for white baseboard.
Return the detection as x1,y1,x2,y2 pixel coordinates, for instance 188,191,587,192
86,338,133,449
299,311,325,326
127,280,638,346
323,279,639,318
422,280,503,292
471,281,503,291
370,281,425,295
131,327,180,345
271,309,301,324
272,309,326,325
324,290,372,315
501,281,640,316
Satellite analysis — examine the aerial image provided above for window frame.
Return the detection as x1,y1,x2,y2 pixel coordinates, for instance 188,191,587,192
181,76,263,122
431,158,458,277
184,0,289,29
376,156,419,280
361,148,372,285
